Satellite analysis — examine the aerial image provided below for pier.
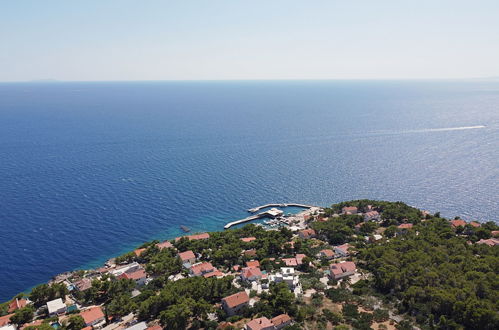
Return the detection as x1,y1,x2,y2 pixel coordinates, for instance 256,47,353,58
247,203,315,213
225,203,317,229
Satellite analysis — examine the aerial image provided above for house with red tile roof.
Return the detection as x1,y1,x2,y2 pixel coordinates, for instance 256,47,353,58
282,258,298,267
492,231,499,237
74,278,92,292
119,268,147,286
342,206,358,214
8,298,27,313
240,237,257,243
246,260,260,268
329,261,356,280
156,241,173,249
241,267,263,282
190,262,216,277
245,317,274,330
203,270,224,278
178,250,196,266
222,291,249,316
450,219,467,228
398,223,413,230
80,306,105,327
271,314,292,329
0,314,13,327
295,254,306,265
469,221,481,228
476,238,499,247
298,229,316,239
363,210,380,221
334,243,352,257
318,249,335,260
175,232,210,241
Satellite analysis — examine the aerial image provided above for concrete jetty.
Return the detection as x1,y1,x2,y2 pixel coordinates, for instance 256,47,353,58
225,203,316,229
248,203,315,213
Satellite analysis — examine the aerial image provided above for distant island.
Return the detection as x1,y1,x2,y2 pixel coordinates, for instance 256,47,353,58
1,200,498,330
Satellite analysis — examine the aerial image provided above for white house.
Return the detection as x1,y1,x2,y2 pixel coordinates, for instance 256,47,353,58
47,298,66,316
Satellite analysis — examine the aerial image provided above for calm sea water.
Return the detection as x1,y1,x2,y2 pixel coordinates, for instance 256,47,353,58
0,80,498,300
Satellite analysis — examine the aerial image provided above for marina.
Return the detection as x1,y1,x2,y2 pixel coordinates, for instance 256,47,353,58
225,204,317,229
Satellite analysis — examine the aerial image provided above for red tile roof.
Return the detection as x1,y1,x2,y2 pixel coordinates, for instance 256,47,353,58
190,262,215,276
222,291,249,308
492,231,499,237
8,298,27,313
330,261,356,276
156,241,173,249
476,238,499,246
175,232,210,241
450,219,467,228
80,306,104,325
147,325,162,330
295,254,306,264
240,237,257,242
244,249,257,257
342,206,358,213
271,314,291,327
0,314,13,327
319,249,335,258
178,250,196,262
282,258,298,267
203,270,224,278
398,223,413,229
298,229,316,238
241,267,263,279
469,221,481,228
246,260,260,268
246,317,273,330
119,268,146,281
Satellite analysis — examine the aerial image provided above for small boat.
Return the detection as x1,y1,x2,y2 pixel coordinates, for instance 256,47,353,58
180,225,191,232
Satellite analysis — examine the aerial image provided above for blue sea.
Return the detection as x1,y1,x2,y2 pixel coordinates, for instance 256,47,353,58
0,80,498,301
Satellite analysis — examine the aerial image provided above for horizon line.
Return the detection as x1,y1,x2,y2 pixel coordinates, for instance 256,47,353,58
1,76,499,84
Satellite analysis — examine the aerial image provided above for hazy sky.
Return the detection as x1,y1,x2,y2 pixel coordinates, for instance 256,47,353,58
1,0,499,81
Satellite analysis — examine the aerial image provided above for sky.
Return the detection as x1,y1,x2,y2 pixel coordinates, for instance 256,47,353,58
1,0,499,81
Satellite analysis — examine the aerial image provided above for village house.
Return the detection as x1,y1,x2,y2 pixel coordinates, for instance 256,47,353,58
0,314,13,327
241,266,263,282
203,270,224,278
329,261,356,280
245,317,274,330
156,241,173,249
111,262,141,276
246,260,260,268
119,268,147,286
281,258,298,267
240,237,257,243
363,210,380,221
271,314,292,329
398,223,413,231
190,262,216,277
73,278,92,292
298,229,316,239
7,298,27,313
175,232,210,241
270,267,298,288
295,254,306,265
178,250,196,267
491,230,499,237
476,238,499,246
334,243,352,257
450,219,467,228
317,249,335,260
469,221,481,228
341,206,358,214
221,291,249,316
47,298,66,316
80,306,105,328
